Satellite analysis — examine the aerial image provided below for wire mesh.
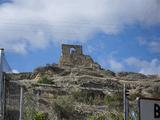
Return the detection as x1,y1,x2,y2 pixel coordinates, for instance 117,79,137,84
5,81,20,120
23,89,55,120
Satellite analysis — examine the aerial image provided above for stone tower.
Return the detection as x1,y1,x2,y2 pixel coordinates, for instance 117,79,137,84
59,44,101,69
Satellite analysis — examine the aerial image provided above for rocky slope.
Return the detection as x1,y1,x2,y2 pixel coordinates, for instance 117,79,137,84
6,44,160,120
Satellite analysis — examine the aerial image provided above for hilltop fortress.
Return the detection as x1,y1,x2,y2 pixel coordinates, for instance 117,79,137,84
59,44,101,69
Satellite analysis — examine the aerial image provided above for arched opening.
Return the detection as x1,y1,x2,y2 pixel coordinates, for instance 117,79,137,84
70,48,76,54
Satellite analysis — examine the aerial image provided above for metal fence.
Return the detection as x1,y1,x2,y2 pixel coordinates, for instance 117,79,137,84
5,82,36,120
5,81,21,120
5,81,53,120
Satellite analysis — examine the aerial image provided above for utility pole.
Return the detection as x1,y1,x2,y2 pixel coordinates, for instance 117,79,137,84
0,48,4,120
123,84,129,120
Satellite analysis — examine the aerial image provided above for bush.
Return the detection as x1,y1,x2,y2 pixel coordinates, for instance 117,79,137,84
72,91,91,104
24,94,46,120
34,111,46,120
87,114,105,120
38,75,54,84
24,107,46,120
129,92,143,101
109,112,123,120
104,95,115,104
104,93,123,105
53,96,75,119
72,91,103,105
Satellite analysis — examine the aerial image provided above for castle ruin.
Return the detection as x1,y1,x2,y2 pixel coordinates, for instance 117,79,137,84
59,44,101,69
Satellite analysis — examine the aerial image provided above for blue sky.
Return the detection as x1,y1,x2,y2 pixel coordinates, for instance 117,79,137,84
0,0,160,75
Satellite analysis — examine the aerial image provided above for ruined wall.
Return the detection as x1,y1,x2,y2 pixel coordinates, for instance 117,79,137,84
62,44,83,57
59,44,101,69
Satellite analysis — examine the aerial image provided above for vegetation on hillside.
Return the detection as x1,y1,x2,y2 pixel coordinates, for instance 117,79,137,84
37,74,54,84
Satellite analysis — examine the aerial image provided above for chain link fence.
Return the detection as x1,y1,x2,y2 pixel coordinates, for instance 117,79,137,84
5,81,55,120
5,81,21,120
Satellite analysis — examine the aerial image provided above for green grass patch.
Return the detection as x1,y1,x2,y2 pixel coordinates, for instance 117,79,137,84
104,93,123,105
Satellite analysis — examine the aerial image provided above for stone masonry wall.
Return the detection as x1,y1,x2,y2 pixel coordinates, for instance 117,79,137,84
59,44,101,69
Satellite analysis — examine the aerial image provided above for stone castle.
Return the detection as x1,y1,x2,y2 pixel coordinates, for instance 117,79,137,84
59,44,101,69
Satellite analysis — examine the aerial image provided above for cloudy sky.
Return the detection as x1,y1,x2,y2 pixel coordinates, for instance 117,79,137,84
0,0,160,75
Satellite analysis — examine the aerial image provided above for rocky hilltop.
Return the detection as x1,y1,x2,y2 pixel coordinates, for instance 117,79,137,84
6,44,160,120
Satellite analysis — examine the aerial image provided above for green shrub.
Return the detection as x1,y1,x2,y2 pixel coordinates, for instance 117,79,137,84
109,111,136,120
104,95,115,104
24,93,47,120
109,112,123,120
129,92,143,101
53,96,75,119
34,111,46,120
72,91,93,104
87,113,105,120
72,91,103,105
24,107,46,120
38,75,54,84
104,93,123,105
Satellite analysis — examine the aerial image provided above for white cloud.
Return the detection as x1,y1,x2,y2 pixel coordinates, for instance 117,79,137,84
85,42,104,54
138,37,160,53
108,58,124,72
0,0,160,53
12,69,19,73
126,57,160,75
97,56,124,72
97,50,124,71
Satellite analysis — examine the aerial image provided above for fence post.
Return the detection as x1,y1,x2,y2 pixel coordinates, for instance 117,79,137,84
123,84,129,120
37,90,40,108
2,75,5,120
19,87,24,120
0,48,4,120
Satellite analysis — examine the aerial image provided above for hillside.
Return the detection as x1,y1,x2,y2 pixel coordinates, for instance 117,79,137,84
6,44,160,120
